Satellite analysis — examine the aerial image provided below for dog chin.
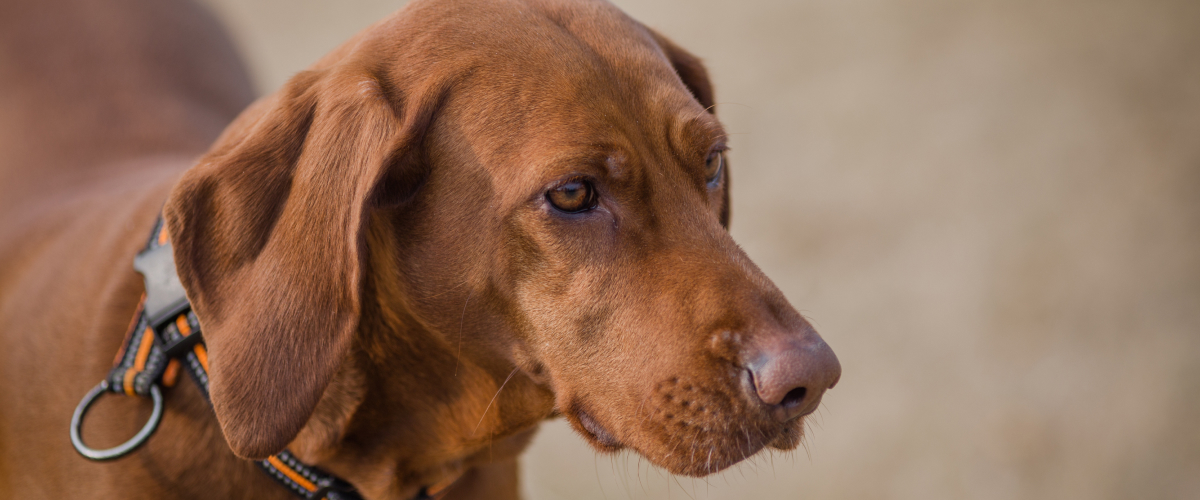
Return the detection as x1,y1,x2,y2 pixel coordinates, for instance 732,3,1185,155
572,410,808,477
766,418,807,450
643,436,771,477
649,422,804,476
634,419,790,477
566,380,814,477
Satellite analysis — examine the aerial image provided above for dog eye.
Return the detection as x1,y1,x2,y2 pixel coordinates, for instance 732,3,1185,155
705,150,724,185
547,178,598,213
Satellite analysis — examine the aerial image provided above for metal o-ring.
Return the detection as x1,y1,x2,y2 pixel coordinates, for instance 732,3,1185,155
70,380,164,461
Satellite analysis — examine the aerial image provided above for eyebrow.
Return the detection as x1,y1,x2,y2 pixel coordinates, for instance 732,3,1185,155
669,113,727,169
507,146,618,201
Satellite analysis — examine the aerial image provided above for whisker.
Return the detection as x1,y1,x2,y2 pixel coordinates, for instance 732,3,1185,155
471,367,518,435
709,101,755,111
671,476,695,500
454,290,471,377
593,454,609,500
800,422,813,463
421,278,469,300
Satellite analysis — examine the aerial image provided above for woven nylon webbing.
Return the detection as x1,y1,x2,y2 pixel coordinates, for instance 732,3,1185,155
105,219,364,500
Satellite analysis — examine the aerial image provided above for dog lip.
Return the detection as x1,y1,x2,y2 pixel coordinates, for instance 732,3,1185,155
577,409,621,448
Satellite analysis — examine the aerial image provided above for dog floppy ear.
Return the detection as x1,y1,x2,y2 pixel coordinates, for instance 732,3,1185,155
163,67,430,459
648,29,716,113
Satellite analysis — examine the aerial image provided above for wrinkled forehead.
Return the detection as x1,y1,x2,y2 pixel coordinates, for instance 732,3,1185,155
419,0,722,199
444,0,695,113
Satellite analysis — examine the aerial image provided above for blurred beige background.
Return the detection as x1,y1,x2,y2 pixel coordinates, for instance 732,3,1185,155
196,0,1200,498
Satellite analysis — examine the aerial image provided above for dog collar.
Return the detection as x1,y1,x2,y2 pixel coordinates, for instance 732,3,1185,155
69,217,441,500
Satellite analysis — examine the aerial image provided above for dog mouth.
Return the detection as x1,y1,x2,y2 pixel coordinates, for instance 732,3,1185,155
566,372,812,477
576,409,622,450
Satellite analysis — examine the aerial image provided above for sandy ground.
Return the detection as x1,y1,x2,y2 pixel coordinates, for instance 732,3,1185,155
197,0,1200,498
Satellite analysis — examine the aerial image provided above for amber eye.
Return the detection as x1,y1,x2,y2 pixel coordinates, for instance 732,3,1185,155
705,150,724,185
546,178,598,213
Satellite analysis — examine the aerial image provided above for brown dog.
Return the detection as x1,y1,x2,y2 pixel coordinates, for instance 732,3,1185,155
0,0,841,497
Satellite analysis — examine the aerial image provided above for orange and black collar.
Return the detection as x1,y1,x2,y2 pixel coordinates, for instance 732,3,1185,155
69,218,432,500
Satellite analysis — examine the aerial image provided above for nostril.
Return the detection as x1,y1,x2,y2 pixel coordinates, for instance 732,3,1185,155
780,386,806,408
744,330,840,418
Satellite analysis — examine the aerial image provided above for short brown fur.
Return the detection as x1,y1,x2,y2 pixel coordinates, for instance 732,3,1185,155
0,0,839,498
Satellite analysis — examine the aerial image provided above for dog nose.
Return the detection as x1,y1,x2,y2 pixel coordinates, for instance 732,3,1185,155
745,332,841,422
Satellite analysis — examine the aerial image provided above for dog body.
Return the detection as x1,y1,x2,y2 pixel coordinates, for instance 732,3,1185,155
0,0,285,497
0,0,840,498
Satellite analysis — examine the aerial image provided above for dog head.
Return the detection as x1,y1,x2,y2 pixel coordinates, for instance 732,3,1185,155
164,0,840,491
